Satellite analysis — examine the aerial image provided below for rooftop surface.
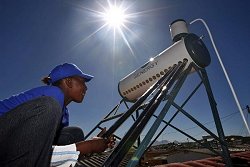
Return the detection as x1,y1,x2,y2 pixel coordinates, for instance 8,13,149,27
155,151,250,167
75,150,250,167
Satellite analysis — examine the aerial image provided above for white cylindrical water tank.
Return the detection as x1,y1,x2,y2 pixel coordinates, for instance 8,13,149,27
170,19,189,42
118,33,210,102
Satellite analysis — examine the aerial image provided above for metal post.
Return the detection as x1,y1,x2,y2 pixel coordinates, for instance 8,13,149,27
199,68,232,166
136,110,141,146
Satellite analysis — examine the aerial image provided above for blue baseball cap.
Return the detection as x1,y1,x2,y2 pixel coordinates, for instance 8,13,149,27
49,63,94,84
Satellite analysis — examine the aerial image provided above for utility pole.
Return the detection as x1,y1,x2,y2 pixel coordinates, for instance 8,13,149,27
246,105,250,114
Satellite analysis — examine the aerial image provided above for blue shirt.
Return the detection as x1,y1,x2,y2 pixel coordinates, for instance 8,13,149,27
0,86,69,127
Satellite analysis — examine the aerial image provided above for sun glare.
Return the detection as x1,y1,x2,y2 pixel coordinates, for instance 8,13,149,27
74,1,143,57
104,5,125,28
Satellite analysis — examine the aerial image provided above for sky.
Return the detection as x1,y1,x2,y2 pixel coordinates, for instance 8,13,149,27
1,0,250,143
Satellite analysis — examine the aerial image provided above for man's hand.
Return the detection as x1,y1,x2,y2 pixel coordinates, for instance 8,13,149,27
76,127,116,156
94,127,116,149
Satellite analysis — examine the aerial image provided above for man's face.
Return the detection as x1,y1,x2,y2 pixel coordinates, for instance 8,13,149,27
68,76,88,103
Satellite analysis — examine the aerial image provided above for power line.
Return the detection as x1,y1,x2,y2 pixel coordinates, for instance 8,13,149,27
245,105,250,113
163,111,239,136
161,106,250,141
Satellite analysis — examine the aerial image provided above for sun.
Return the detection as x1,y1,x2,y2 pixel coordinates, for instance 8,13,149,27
103,5,126,28
73,1,139,57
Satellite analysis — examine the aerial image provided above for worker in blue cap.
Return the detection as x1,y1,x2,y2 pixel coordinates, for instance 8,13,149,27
0,63,115,167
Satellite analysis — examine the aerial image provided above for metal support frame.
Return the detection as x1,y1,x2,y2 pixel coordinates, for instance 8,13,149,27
102,61,188,167
127,63,232,167
83,62,232,167
198,67,232,166
127,62,192,167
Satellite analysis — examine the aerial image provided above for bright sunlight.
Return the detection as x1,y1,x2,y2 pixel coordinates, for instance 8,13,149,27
103,5,126,28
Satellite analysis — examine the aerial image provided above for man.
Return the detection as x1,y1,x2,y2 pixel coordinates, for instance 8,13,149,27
0,63,114,167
